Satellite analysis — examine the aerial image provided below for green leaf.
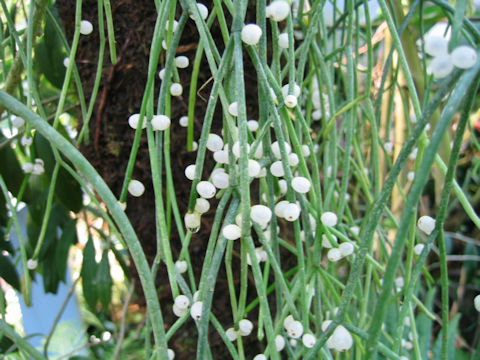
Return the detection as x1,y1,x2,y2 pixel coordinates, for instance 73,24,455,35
33,134,83,213
41,240,61,294
0,134,30,202
34,6,66,89
0,253,20,291
97,249,113,309
81,237,98,310
464,242,478,283
417,288,436,360
55,218,77,282
432,313,461,360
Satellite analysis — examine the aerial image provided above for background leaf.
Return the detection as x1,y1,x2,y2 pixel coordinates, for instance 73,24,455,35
0,253,20,291
81,237,98,310
97,249,112,309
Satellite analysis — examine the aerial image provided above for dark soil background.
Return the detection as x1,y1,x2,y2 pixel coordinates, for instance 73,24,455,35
56,1,269,358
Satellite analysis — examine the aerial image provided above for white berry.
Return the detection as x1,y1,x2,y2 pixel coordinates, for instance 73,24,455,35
228,102,238,116
250,204,273,224
327,248,342,262
428,54,454,78
271,141,292,159
241,24,262,45
275,334,286,351
283,203,300,221
197,181,216,199
174,295,190,310
414,243,425,256
128,113,146,129
339,242,354,257
284,94,298,108
211,171,230,189
179,116,188,127
190,301,203,320
80,20,93,35
474,294,480,312
175,260,188,273
184,212,201,232
185,164,196,180
152,115,171,131
128,180,145,197
175,56,189,68
424,35,448,57
167,348,175,360
223,224,241,240
238,319,253,336
286,320,303,339
266,1,291,22
190,3,208,20
417,215,435,235
451,45,477,69
170,83,183,96
291,176,311,193
278,33,290,48
270,161,285,177
302,333,316,348
321,211,338,227
226,327,238,341
206,133,224,152
195,198,210,214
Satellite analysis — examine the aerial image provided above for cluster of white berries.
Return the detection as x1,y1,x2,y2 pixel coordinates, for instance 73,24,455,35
22,158,45,175
128,113,171,132
424,35,477,78
225,318,254,341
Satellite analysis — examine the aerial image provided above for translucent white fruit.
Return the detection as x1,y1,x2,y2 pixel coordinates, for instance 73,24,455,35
428,54,454,78
302,333,316,348
184,212,201,232
152,115,171,131
350,226,360,236
424,35,448,57
384,142,393,154
226,327,238,341
165,20,179,32
395,277,404,288
278,179,287,195
22,162,33,173
247,159,261,177
247,119,259,132
212,171,229,189
167,348,175,360
266,1,291,22
231,141,250,158
195,198,210,214
241,24,262,45
250,205,272,224
185,164,196,180
223,224,241,240
170,83,183,96
274,200,289,218
228,102,238,116
175,260,188,273
207,133,224,152
27,259,38,270
283,315,295,329
197,181,216,198
175,56,189,68
80,20,93,35
278,33,290,48
291,176,311,193
21,136,32,146
190,301,203,320
414,243,425,256
271,141,292,159
191,141,198,151
282,83,301,98
270,161,285,177
238,319,254,336
190,3,208,20
286,320,303,338
322,234,338,248
213,150,229,164
284,94,298,108
290,339,297,347
63,57,70,68
158,68,166,80
474,294,480,312
128,113,146,129
451,45,477,69
275,334,286,351
128,180,145,197
173,303,187,317
179,116,188,127
417,215,435,235
174,295,190,310
288,153,299,166
327,248,342,262
253,355,266,360
12,116,25,128
321,211,338,227
339,242,354,257
407,171,415,181
327,325,353,352
283,203,301,221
